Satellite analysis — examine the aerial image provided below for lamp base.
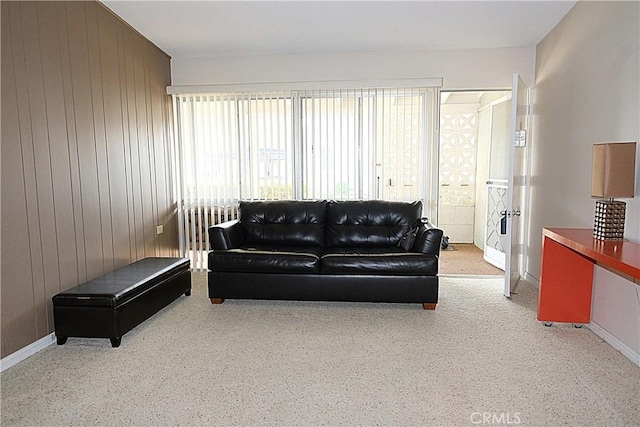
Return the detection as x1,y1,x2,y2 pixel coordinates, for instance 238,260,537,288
593,199,626,240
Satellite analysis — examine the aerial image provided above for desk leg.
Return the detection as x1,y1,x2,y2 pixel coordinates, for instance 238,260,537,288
538,237,594,324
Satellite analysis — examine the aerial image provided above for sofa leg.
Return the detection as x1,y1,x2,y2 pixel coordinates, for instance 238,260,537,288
210,298,225,304
423,303,436,310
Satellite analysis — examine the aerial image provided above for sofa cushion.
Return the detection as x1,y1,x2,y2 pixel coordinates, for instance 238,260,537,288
326,200,422,248
208,246,321,274
240,200,326,247
320,247,438,275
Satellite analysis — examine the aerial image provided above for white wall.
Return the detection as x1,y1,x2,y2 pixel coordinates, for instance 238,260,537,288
528,1,640,281
530,1,639,365
171,47,535,90
591,266,640,365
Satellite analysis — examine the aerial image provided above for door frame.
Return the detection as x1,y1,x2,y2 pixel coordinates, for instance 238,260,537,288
504,74,531,297
436,89,513,276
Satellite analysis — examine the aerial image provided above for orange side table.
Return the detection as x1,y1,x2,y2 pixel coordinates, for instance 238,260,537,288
537,228,640,325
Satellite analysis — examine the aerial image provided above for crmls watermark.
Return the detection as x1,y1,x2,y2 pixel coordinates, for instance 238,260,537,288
470,412,522,425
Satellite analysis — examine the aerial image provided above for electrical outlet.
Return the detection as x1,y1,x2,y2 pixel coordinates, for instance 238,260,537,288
156,225,164,235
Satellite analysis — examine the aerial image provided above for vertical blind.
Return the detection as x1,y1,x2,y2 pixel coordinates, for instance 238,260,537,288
173,86,439,269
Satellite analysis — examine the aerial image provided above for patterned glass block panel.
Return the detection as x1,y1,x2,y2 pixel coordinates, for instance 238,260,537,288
439,188,456,205
439,111,478,206
486,185,507,251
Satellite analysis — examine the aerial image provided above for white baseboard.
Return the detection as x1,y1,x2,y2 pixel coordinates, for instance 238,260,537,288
0,333,56,372
523,271,539,288
587,322,640,368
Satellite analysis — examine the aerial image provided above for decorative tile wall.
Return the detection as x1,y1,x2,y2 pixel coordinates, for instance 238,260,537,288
439,110,478,243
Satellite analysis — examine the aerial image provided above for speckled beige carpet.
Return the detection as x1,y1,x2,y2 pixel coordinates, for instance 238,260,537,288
1,273,638,426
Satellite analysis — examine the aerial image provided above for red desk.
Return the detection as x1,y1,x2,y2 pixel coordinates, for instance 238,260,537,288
537,228,640,324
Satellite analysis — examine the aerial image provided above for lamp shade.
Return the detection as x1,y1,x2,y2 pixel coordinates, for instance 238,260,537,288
591,142,636,198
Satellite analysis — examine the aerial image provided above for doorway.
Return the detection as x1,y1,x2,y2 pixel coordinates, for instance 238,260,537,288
437,91,511,275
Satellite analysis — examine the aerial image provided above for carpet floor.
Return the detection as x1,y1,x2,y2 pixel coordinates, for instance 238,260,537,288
1,273,638,426
439,244,504,276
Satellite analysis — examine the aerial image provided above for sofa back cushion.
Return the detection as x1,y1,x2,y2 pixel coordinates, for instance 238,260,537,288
240,200,326,247
326,200,422,248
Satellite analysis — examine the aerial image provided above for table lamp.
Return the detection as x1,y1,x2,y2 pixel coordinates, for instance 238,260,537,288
591,142,637,240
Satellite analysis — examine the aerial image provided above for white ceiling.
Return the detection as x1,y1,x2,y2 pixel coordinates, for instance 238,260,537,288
103,1,576,59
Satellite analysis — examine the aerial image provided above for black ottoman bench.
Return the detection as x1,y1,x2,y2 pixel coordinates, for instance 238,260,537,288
53,257,191,347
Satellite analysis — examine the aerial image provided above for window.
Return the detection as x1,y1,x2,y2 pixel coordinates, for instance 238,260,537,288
173,84,439,267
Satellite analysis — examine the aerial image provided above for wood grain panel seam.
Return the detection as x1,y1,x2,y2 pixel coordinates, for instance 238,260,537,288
95,3,117,270
60,1,87,284
118,26,135,263
16,2,45,341
36,3,64,333
85,2,108,274
5,2,38,349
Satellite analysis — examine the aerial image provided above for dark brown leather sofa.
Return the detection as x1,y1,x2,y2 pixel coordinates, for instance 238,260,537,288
207,200,443,309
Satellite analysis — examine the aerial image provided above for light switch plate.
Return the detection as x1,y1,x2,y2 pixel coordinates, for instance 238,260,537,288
156,225,164,235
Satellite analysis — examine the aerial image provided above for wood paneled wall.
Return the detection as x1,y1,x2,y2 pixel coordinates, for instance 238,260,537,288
1,1,178,358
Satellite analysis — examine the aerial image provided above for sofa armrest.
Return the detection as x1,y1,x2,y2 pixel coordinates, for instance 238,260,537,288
414,226,443,256
208,219,243,250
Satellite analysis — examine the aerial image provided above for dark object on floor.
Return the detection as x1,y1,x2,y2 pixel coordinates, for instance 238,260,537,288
441,235,450,250
52,257,191,347
208,200,443,309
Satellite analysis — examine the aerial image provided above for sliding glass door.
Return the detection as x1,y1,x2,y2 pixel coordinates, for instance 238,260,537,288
299,88,429,202
173,86,439,268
